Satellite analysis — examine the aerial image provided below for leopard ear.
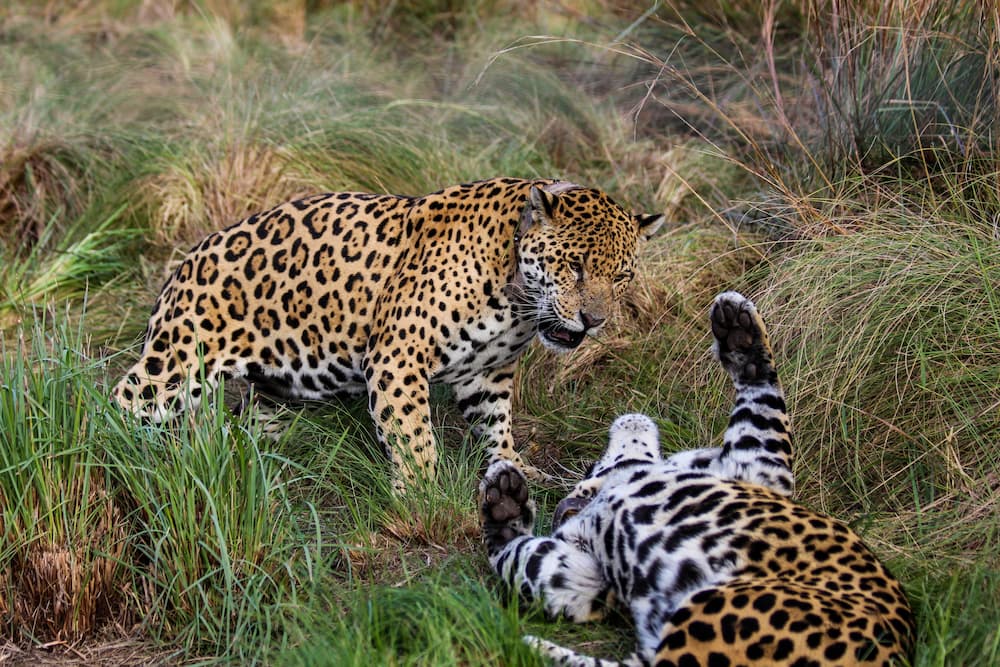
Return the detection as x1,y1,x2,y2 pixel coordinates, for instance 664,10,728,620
634,213,665,240
528,186,558,224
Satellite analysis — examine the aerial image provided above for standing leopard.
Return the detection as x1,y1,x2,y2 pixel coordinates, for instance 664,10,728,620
480,291,915,666
112,177,664,489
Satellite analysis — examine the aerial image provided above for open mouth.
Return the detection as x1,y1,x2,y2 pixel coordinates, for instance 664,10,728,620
539,323,587,350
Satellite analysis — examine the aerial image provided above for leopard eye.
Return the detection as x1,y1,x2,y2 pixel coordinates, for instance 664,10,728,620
568,260,584,281
615,269,635,285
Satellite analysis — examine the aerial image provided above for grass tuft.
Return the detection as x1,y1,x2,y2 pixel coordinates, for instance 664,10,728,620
276,573,542,667
0,313,133,642
757,218,1000,532
0,205,138,328
101,387,323,659
1,314,324,660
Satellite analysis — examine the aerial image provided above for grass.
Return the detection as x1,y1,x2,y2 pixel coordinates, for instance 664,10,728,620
0,311,131,642
277,574,544,666
102,395,322,659
1,315,323,661
1,0,998,665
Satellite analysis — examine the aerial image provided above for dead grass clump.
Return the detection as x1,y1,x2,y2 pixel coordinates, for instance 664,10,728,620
138,142,319,254
341,530,399,577
0,139,89,252
383,507,479,547
338,525,478,586
1,475,133,643
0,637,172,667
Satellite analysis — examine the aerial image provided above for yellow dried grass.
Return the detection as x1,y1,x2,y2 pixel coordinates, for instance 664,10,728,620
2,474,132,642
0,141,83,250
139,143,319,254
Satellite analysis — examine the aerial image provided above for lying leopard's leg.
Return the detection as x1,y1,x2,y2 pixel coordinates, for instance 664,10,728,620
480,461,609,622
522,635,642,667
455,362,552,482
707,291,794,495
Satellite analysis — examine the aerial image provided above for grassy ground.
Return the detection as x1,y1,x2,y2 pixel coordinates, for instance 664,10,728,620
1,1,998,664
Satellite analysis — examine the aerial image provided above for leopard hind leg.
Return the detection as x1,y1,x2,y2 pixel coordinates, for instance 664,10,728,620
709,291,794,495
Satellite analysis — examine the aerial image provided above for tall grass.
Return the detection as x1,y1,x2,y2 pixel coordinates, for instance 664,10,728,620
802,0,997,164
102,391,323,659
760,219,1000,515
277,575,542,667
1,314,324,660
0,313,131,642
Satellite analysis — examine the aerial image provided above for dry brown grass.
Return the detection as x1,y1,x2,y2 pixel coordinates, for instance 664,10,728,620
0,139,88,252
1,475,133,643
137,142,322,255
0,636,172,667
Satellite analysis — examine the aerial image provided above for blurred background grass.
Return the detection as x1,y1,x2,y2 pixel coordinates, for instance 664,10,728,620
1,1,997,664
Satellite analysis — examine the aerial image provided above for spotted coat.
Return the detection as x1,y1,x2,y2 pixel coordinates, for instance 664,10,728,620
113,177,664,489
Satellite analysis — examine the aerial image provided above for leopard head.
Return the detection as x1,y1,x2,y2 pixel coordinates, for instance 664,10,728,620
511,183,664,353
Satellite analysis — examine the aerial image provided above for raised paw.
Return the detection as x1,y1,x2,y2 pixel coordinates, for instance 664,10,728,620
480,461,535,553
710,291,775,385
609,413,658,439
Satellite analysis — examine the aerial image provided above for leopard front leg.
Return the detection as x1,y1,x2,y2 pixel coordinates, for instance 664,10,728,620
480,461,610,623
454,362,552,482
365,355,437,493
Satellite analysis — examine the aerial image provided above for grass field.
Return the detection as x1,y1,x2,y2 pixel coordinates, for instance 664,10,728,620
1,1,998,664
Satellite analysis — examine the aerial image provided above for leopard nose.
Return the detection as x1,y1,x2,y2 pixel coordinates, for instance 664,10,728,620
580,311,606,330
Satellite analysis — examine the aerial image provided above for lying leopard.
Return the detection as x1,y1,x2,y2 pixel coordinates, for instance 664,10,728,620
480,291,915,666
113,177,664,489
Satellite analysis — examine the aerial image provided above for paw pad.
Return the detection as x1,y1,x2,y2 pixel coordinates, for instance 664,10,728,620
711,292,774,384
710,294,758,351
482,462,529,523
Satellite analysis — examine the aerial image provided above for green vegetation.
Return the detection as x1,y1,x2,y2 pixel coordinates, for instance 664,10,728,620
1,1,997,664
